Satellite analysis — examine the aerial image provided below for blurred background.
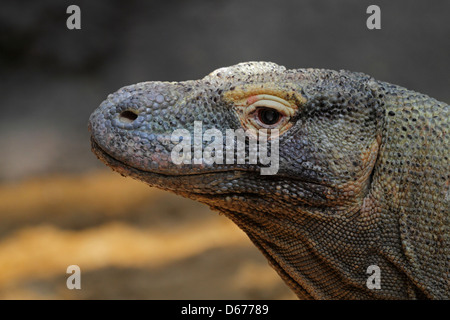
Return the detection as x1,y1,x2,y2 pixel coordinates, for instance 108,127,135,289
0,0,448,299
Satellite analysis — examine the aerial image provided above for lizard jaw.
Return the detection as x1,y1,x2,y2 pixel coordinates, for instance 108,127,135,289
90,136,260,195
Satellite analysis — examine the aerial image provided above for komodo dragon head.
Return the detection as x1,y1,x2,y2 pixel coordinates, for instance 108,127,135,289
89,62,449,299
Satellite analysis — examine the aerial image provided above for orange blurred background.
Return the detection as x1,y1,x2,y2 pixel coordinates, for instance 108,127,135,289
0,171,295,299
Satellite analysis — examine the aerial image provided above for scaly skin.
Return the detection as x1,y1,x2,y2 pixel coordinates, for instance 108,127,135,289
89,62,449,299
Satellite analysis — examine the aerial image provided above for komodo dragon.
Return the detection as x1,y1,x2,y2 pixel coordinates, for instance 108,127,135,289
89,62,449,299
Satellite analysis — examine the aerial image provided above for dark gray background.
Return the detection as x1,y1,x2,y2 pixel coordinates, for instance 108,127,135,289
0,0,448,180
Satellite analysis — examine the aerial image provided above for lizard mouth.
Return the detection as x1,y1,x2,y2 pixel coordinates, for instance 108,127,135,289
91,137,132,173
90,136,334,207
90,136,180,179
90,136,263,194
90,136,254,178
90,135,285,206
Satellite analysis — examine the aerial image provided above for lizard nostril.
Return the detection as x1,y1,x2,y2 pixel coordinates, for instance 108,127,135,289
119,110,138,123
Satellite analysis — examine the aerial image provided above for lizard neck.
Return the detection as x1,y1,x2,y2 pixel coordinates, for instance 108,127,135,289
219,199,418,299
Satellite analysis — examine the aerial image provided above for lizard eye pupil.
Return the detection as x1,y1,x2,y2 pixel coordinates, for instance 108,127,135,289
257,108,281,125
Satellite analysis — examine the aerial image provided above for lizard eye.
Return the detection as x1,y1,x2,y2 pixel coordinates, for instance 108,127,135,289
256,107,282,126
231,94,299,135
247,97,292,130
